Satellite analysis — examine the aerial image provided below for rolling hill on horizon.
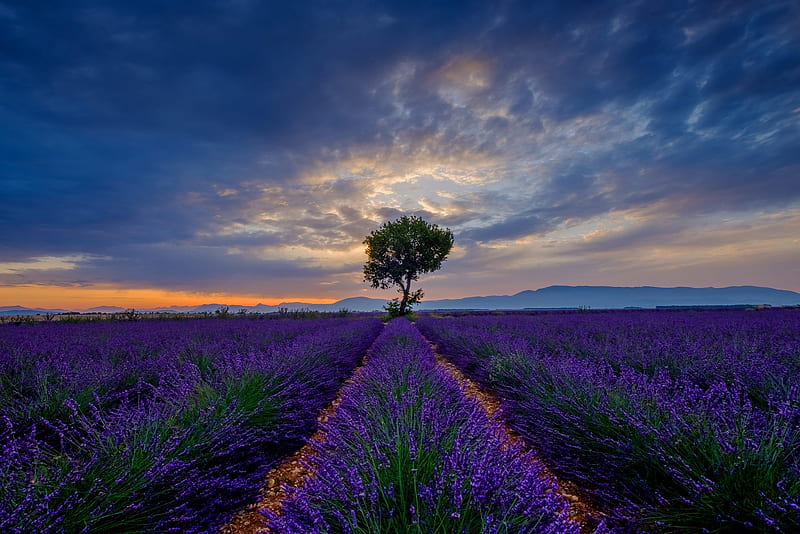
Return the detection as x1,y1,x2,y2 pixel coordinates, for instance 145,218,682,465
2,285,799,316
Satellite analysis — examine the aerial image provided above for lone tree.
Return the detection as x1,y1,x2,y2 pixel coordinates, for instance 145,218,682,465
363,215,454,316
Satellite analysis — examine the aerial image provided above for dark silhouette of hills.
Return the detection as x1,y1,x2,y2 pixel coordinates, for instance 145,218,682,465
2,286,798,316
416,285,800,310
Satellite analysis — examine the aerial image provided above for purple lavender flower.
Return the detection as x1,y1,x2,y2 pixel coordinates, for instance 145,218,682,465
417,309,800,532
267,318,578,533
0,317,382,532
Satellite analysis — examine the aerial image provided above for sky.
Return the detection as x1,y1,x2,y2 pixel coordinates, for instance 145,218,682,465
1,0,799,310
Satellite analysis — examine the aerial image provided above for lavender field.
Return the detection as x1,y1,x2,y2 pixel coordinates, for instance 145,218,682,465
2,309,798,533
0,317,383,533
267,318,578,534
418,309,800,533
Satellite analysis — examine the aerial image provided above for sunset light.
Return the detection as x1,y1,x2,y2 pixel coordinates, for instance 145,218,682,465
1,1,798,310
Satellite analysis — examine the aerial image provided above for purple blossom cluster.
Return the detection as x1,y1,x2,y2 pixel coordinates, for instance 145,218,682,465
416,309,800,532
0,317,383,533
267,318,581,534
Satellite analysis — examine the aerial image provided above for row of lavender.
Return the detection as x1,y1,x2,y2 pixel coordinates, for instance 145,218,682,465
268,318,586,533
416,310,800,533
0,317,383,533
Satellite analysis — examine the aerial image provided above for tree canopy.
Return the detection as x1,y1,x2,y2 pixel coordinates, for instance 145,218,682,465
363,216,454,316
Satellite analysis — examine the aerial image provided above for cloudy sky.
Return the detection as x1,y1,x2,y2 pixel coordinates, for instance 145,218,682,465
1,0,799,309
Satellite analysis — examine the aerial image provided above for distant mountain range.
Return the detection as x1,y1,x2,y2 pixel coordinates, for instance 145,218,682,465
2,285,799,316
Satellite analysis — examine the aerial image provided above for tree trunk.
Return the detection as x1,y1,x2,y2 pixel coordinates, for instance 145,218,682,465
399,275,412,315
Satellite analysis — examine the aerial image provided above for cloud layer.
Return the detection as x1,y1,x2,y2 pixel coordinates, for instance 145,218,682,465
1,0,799,305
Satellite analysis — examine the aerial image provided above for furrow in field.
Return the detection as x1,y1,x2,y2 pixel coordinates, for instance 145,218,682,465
264,318,581,533
424,335,602,534
415,310,800,532
220,329,381,534
0,317,384,533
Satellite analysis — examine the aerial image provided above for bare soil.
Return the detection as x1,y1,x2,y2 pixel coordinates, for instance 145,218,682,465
221,332,603,534
431,344,603,534
220,364,367,534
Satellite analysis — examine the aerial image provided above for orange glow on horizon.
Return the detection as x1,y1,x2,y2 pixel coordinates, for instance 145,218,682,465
0,284,338,311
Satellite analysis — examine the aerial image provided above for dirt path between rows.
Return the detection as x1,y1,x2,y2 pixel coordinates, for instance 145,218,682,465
222,324,600,534
220,356,372,534
426,339,603,534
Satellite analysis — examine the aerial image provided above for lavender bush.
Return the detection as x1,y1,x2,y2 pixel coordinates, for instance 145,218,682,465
417,310,800,533
267,318,580,534
0,317,382,533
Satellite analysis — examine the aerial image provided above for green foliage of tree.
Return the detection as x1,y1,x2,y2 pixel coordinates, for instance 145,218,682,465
363,216,454,316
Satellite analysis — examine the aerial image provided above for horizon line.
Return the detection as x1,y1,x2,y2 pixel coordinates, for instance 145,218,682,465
2,283,798,313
